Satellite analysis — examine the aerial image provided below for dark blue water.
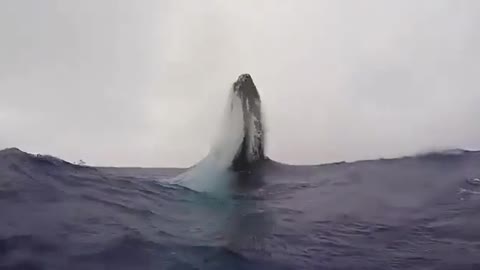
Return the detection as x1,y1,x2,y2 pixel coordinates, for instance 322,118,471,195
1,148,479,269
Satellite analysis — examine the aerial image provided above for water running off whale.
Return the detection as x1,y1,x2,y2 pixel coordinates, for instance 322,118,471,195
172,74,266,193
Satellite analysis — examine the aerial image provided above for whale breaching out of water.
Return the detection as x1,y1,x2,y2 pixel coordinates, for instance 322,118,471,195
172,74,266,192
230,74,265,170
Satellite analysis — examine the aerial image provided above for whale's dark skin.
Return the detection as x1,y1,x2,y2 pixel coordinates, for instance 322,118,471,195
231,74,266,171
229,74,268,190
230,74,266,172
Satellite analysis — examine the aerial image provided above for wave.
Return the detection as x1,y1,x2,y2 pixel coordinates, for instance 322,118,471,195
1,145,480,268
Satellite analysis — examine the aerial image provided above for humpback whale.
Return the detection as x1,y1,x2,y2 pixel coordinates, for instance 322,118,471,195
230,74,265,171
172,74,266,192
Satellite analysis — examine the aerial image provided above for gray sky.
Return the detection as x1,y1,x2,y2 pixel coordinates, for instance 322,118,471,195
1,0,479,167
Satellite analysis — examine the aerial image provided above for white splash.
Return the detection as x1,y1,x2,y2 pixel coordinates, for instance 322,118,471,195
171,88,245,193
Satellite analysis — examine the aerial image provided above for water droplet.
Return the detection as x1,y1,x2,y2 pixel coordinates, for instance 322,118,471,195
466,178,480,186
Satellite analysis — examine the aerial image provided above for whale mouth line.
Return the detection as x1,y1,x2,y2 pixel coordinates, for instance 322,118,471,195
172,74,265,193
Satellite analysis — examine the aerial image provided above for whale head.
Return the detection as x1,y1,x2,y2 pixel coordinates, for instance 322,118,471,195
231,74,265,171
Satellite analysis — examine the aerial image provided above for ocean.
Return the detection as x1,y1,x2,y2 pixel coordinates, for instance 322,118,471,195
1,147,479,269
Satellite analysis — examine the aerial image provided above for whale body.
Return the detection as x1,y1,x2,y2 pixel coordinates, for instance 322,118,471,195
173,74,266,192
230,74,265,171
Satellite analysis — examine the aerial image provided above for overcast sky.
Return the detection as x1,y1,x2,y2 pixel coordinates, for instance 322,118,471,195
1,1,479,167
